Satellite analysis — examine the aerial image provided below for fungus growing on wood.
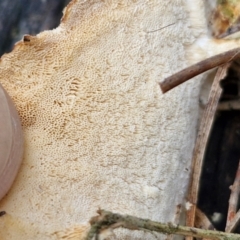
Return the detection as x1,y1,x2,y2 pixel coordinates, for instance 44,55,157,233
0,0,240,239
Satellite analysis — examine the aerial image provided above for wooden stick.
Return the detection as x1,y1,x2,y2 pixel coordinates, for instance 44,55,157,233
186,64,230,240
159,48,240,93
226,160,240,232
226,209,240,233
86,209,240,240
195,208,214,230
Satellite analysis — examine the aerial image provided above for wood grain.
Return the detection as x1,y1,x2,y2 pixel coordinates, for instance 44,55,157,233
186,63,230,240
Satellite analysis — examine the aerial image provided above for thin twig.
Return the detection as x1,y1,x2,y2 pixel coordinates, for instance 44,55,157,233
195,208,214,230
226,209,240,233
195,208,214,240
85,209,240,240
186,64,231,240
226,160,240,232
159,48,240,93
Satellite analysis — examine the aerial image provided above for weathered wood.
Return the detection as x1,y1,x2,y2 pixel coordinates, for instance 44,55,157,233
186,64,230,240
86,209,240,240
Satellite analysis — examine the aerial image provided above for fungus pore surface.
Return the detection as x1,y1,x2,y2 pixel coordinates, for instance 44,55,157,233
0,0,240,239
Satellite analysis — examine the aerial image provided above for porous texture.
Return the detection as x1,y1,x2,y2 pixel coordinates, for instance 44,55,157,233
0,0,240,239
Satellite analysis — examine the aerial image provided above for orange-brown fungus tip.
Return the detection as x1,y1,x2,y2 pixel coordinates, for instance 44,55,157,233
23,35,31,42
0,211,6,217
0,84,24,200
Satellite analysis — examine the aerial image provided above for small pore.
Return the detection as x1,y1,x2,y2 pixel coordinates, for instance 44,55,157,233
17,101,37,128
0,211,6,217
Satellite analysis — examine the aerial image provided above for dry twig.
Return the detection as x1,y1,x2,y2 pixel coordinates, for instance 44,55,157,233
185,63,230,240
86,209,240,240
195,208,214,230
195,208,214,240
226,160,240,232
158,47,240,239
159,48,240,93
226,210,240,233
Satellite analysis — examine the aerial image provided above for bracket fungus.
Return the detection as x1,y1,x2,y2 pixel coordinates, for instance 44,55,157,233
0,0,240,239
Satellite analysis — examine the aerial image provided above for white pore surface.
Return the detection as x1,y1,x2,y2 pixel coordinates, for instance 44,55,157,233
0,0,240,239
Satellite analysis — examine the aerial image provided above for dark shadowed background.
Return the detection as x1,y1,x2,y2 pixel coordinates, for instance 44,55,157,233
0,0,70,56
